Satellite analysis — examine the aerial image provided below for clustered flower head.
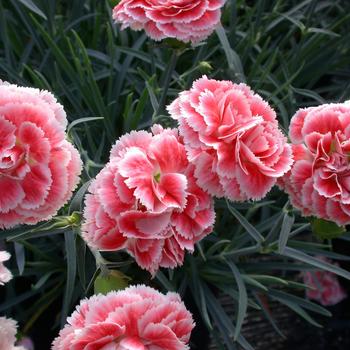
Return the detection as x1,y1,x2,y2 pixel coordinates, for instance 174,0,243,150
0,82,82,229
0,317,26,350
280,102,350,225
168,76,293,201
52,285,195,350
113,0,226,43
82,125,215,274
303,257,347,306
0,250,12,285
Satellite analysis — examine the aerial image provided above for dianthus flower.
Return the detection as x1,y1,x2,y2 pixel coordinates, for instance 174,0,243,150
280,102,350,225
0,317,26,350
83,125,215,274
0,250,12,285
168,76,293,201
113,0,226,43
303,257,347,306
0,82,82,229
52,285,195,350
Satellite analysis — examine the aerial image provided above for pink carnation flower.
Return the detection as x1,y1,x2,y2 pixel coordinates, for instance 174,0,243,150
52,285,195,350
0,81,82,229
168,76,293,201
280,103,350,225
82,126,215,274
113,0,226,43
303,257,347,306
0,250,12,285
0,317,26,350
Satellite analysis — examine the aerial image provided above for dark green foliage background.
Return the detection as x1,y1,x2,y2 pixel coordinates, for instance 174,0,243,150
1,0,350,349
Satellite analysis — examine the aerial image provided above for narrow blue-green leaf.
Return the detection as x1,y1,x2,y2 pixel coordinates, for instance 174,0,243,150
69,181,92,214
283,247,350,280
221,244,260,258
61,230,77,326
18,0,47,20
76,236,87,289
291,87,326,104
189,258,212,330
68,117,104,134
204,284,254,350
218,285,261,310
253,292,286,339
32,271,56,290
226,260,248,340
269,289,331,317
155,270,175,292
307,27,340,37
215,24,245,82
14,242,25,275
226,200,264,243
242,274,268,291
274,298,323,328
145,81,159,114
0,288,42,312
278,212,294,253
247,274,289,287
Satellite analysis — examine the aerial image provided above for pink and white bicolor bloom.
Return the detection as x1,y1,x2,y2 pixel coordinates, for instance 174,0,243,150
113,0,226,43
0,81,82,229
303,257,347,306
52,285,195,350
0,250,12,285
168,76,293,201
82,126,215,274
280,102,350,225
0,317,26,350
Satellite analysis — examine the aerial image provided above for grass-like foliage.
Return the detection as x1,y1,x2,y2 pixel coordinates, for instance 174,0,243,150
0,0,350,349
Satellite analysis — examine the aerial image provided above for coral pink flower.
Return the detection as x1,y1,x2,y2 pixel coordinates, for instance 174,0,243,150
52,285,195,350
113,0,226,43
0,317,26,350
0,250,12,285
168,76,293,201
82,126,215,274
303,257,347,306
0,81,82,229
280,102,350,225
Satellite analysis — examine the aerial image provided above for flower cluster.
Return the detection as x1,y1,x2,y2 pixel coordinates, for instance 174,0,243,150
168,76,293,201
83,125,215,274
52,285,195,350
280,102,350,225
0,82,82,229
113,0,226,43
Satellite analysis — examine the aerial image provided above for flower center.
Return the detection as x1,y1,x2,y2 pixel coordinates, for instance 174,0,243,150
315,134,350,179
153,172,161,183
0,144,28,179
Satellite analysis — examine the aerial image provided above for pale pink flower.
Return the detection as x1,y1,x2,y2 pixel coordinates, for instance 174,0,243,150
0,250,12,285
303,257,347,306
0,316,26,350
113,0,226,44
83,126,215,274
280,103,350,225
17,337,34,350
0,81,82,229
52,285,195,350
168,76,293,201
